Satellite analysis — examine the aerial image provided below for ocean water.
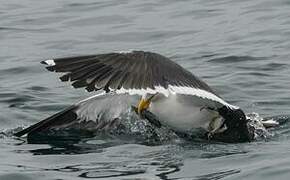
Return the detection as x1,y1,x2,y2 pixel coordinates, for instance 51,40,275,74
1,0,290,179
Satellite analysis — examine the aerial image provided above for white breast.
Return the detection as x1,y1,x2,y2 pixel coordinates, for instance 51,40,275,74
148,94,221,133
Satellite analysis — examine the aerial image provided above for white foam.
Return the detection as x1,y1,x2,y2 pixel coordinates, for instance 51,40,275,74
262,119,279,128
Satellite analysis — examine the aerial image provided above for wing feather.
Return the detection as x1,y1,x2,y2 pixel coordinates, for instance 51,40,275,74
42,51,237,108
43,51,214,93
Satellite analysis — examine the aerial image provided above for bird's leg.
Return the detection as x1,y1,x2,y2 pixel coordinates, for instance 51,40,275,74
137,98,150,115
137,94,156,116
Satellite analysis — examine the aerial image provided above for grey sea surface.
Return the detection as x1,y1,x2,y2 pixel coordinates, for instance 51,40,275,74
1,0,290,179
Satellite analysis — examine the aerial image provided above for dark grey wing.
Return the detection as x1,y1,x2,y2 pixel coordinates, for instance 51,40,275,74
41,51,215,94
42,51,237,108
14,93,139,137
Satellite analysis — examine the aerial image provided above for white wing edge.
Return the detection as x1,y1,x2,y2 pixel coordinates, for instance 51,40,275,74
113,85,239,109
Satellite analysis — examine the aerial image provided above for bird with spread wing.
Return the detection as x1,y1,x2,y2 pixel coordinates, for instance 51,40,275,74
14,51,254,142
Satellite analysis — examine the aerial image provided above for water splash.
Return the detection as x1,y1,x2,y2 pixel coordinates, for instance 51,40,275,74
246,112,273,140
3,109,287,146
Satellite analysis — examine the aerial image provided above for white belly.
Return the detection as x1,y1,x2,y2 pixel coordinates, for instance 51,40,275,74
148,94,220,133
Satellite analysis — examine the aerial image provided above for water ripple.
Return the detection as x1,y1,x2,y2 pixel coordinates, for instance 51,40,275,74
1,0,290,179
208,55,265,63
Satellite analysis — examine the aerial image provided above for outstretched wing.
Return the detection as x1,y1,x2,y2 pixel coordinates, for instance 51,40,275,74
42,51,214,93
14,93,139,137
42,51,236,108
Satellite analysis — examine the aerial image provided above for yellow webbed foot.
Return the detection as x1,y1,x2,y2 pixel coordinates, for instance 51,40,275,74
137,98,151,115
137,94,156,117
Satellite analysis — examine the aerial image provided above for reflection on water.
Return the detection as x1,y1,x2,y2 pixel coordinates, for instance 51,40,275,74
0,113,287,179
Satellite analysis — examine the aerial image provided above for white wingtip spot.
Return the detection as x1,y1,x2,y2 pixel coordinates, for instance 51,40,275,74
119,50,133,54
44,59,55,66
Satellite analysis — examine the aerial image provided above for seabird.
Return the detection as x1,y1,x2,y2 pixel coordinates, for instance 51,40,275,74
14,51,253,142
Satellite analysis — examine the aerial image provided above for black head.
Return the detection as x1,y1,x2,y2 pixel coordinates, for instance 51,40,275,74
211,106,254,143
